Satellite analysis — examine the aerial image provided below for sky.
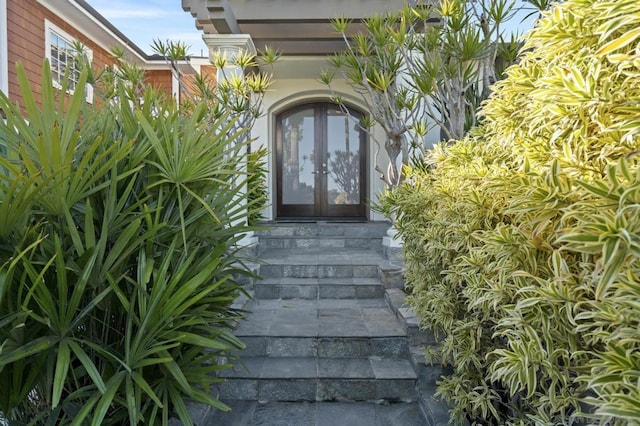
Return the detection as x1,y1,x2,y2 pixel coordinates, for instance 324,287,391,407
86,0,209,57
86,0,541,58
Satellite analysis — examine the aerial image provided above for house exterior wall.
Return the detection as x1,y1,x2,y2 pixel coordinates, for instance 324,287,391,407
6,0,119,107
252,76,389,222
4,0,183,108
176,64,217,104
145,69,173,94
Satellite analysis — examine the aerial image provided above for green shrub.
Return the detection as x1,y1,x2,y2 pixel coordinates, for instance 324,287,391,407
0,61,254,425
382,0,640,424
321,0,537,189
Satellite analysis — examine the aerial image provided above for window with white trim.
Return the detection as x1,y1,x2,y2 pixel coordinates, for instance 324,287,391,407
45,20,93,103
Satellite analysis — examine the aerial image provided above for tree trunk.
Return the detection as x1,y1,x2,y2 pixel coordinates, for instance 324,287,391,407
385,134,403,188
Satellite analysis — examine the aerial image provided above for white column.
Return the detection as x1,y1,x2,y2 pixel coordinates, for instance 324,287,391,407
0,0,9,96
202,34,256,79
203,34,259,251
171,72,180,103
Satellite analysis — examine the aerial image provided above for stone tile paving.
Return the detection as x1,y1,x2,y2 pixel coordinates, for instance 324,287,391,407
218,294,422,412
177,225,452,425
200,237,437,425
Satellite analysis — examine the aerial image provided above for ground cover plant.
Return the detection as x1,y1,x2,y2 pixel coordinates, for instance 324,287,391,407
381,0,640,423
0,58,258,424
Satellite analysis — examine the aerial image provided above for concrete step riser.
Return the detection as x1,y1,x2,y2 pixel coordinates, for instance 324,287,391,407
260,264,379,279
254,283,384,299
239,336,410,358
216,378,417,403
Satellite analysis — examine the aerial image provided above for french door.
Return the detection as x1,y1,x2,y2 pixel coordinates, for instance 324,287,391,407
276,102,367,219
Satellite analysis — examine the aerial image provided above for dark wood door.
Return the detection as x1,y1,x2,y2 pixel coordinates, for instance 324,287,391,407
276,103,367,220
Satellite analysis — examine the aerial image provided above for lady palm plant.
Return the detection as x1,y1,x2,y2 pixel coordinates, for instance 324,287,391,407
0,58,255,424
149,40,274,232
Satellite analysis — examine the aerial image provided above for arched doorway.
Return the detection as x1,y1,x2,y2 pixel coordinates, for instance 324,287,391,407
275,102,367,220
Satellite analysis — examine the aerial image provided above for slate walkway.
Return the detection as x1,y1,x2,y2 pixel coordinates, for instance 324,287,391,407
196,228,436,425
202,298,427,424
200,296,430,425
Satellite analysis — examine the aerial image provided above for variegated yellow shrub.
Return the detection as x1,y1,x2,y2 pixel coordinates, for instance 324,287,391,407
383,0,640,424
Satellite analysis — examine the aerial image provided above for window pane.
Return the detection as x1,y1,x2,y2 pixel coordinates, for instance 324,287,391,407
282,108,315,205
48,28,85,90
327,108,361,205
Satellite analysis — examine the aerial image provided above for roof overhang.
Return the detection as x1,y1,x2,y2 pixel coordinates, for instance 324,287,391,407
183,0,435,56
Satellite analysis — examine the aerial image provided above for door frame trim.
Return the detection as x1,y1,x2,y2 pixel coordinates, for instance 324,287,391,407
274,101,369,221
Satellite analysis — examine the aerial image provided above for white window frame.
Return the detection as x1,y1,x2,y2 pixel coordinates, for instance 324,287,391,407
44,20,93,103
0,0,8,96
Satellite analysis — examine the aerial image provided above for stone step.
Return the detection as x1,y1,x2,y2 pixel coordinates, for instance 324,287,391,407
182,239,443,424
256,222,390,239
256,222,390,255
234,299,409,358
238,336,409,358
217,356,418,402
259,263,380,279
196,400,427,426
255,277,385,300
235,299,407,339
257,248,393,279
259,236,382,251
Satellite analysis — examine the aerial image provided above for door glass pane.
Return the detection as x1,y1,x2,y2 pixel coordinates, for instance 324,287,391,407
282,108,315,204
326,109,360,205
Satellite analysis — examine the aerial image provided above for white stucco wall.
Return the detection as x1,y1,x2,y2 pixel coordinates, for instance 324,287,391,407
250,73,390,222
